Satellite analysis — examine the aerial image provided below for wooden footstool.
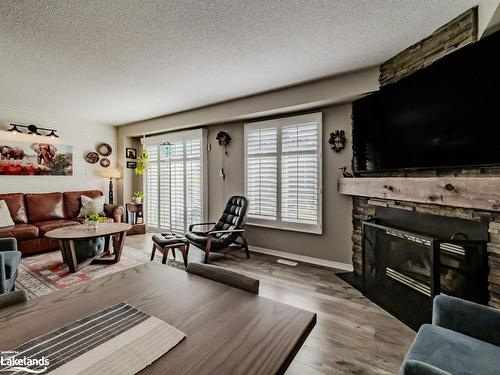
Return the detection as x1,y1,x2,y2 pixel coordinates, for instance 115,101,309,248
151,233,190,266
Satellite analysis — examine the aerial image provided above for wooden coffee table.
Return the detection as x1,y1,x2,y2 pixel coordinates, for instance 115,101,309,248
46,223,132,273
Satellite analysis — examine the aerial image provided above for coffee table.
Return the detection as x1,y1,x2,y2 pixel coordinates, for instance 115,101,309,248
46,223,132,273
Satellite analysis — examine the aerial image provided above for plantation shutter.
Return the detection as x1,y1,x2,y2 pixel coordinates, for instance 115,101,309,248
186,139,202,226
281,121,319,225
143,129,206,232
145,145,159,228
244,113,322,234
169,143,185,232
246,128,277,219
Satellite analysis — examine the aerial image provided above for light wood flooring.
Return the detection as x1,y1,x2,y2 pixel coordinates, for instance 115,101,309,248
125,234,415,375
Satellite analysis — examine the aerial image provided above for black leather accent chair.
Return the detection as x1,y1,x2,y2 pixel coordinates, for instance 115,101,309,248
185,196,249,263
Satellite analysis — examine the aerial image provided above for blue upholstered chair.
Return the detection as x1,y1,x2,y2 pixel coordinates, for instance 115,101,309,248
400,295,500,375
0,237,22,294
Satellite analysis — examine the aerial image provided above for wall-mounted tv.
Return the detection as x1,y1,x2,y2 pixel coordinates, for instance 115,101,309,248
352,30,500,173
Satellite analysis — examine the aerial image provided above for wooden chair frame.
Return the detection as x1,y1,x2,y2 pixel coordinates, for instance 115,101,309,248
188,222,250,264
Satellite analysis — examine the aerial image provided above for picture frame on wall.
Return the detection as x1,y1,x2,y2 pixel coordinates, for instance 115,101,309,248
0,140,73,176
126,161,137,169
126,148,137,159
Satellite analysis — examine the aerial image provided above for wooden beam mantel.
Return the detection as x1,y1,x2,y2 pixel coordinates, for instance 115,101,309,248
338,177,500,212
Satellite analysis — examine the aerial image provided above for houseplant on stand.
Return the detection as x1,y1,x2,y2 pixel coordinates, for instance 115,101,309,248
132,191,144,204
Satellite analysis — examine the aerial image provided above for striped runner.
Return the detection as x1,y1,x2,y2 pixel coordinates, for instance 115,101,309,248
0,303,185,375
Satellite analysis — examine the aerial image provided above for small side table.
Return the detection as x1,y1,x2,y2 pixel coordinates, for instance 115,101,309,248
126,202,146,235
151,233,190,266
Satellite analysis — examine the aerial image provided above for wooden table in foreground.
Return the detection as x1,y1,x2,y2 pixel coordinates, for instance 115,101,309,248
0,263,316,374
45,222,132,273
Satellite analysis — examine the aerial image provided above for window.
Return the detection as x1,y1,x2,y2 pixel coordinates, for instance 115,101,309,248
143,129,207,233
244,113,322,234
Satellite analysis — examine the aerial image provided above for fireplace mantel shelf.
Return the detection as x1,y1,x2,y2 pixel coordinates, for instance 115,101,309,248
338,177,500,212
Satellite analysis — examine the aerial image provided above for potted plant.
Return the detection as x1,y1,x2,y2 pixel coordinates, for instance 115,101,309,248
85,212,107,230
132,191,144,204
135,152,149,175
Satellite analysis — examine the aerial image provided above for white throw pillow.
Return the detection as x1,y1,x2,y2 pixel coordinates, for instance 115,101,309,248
0,200,15,228
78,195,105,218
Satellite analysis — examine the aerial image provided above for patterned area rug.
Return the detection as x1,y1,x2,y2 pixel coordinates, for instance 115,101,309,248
14,246,172,299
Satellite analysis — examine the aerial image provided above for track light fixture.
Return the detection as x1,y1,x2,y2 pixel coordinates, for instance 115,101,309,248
7,125,22,134
6,124,59,138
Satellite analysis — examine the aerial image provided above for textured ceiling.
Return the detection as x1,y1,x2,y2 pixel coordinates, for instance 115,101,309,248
0,0,476,125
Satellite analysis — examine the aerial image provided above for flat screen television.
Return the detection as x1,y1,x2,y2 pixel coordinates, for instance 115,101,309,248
352,30,500,173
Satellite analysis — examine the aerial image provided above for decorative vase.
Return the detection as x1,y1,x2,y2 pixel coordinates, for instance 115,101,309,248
133,198,143,204
85,220,98,230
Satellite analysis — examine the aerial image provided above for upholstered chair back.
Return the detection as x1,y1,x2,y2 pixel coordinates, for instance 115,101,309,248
212,196,248,242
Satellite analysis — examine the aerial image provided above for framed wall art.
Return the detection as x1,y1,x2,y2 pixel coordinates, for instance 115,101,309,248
0,140,73,176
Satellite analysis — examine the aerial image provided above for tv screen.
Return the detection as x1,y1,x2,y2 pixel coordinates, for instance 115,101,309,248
352,30,500,173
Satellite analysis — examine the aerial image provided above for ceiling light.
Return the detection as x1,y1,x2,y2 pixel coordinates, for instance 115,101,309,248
6,123,60,138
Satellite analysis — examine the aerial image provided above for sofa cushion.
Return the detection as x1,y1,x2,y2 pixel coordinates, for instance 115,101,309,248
0,223,39,240
63,190,102,219
400,324,500,375
25,193,64,223
78,195,105,218
33,219,80,235
0,200,15,228
0,193,28,223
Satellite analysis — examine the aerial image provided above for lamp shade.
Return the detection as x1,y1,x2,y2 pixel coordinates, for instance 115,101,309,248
98,169,121,178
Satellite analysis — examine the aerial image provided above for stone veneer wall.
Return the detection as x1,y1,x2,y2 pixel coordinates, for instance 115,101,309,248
351,196,500,309
379,8,477,86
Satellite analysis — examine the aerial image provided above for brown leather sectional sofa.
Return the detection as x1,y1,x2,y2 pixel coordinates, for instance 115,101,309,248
0,190,123,255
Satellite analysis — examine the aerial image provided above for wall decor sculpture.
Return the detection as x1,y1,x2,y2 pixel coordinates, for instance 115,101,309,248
329,130,347,153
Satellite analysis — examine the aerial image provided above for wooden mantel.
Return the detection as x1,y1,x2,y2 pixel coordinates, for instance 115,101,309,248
338,177,500,212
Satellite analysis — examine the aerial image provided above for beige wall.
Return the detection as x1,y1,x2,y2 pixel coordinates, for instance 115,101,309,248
479,0,500,37
206,105,353,264
0,107,117,196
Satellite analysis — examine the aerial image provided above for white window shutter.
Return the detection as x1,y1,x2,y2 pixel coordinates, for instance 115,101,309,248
144,131,205,232
145,145,159,228
246,128,277,220
281,122,319,225
244,113,322,234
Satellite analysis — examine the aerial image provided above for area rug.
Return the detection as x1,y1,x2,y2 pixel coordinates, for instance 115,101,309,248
15,246,151,299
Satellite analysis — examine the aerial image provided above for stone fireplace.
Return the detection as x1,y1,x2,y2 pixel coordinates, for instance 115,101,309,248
343,185,500,310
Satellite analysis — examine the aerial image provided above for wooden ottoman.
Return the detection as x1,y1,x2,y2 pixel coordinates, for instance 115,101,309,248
151,233,190,266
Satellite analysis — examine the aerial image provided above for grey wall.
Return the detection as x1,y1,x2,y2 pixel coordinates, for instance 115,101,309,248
207,105,353,264
117,69,379,266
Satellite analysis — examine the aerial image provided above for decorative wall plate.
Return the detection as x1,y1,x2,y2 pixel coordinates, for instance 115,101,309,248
85,152,99,164
96,143,112,156
100,158,110,168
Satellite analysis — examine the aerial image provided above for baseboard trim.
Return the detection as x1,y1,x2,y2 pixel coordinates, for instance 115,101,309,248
248,245,353,272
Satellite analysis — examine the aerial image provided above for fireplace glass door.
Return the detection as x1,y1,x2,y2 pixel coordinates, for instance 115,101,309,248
363,222,435,329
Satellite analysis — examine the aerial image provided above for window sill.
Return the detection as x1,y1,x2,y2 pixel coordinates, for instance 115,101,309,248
245,222,322,235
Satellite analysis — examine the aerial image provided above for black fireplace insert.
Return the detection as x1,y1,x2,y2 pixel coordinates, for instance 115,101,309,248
362,207,489,330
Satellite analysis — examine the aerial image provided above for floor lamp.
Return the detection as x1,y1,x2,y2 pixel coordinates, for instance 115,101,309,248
99,169,121,204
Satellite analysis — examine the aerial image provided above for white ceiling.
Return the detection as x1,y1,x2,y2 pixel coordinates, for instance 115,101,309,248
0,0,476,126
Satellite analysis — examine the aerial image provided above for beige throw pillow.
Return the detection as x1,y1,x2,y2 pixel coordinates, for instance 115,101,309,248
0,200,15,228
78,195,105,218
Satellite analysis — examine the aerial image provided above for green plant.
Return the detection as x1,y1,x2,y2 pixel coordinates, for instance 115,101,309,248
135,152,149,176
87,212,107,222
132,191,144,199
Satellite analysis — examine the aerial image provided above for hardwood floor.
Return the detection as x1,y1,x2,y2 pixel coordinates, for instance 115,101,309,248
126,234,415,375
